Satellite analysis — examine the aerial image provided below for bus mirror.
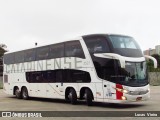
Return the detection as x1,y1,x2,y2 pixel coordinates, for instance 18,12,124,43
94,53,126,68
144,55,157,68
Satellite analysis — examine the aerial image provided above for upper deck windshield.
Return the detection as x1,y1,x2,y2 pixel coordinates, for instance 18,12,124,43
109,35,140,49
108,35,143,57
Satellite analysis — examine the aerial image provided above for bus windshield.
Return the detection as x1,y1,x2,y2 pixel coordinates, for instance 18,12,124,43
112,61,148,87
83,35,148,87
109,35,140,49
108,35,143,57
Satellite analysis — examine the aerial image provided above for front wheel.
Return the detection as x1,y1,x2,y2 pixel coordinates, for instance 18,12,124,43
22,87,29,100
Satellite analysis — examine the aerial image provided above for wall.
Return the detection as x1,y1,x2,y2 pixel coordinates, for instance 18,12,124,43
148,72,160,86
0,76,2,89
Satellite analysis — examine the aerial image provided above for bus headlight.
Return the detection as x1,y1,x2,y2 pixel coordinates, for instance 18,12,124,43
115,88,129,94
122,89,128,94
121,96,127,100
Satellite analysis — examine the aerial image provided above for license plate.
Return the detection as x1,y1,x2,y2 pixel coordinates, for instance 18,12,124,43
136,97,142,101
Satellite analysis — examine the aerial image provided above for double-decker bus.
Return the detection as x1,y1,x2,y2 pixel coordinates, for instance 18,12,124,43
3,34,157,106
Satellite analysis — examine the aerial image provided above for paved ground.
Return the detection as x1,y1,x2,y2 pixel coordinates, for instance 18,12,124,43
0,86,160,120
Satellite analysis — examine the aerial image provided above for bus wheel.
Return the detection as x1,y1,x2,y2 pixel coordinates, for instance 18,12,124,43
22,87,29,100
84,89,93,106
68,88,77,105
15,88,22,99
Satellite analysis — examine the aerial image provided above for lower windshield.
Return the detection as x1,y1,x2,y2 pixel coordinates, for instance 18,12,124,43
110,61,148,87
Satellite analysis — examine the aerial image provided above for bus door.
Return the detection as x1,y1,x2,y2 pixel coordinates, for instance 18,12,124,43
102,59,119,101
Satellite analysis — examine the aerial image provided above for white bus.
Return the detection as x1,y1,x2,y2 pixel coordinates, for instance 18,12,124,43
3,34,157,106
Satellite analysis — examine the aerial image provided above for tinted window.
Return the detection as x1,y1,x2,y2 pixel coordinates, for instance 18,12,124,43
72,70,91,82
27,71,44,83
84,36,110,54
44,70,56,82
4,53,15,64
26,71,56,83
65,41,85,58
109,35,140,49
83,36,115,82
24,49,36,62
49,43,64,59
55,70,63,82
15,51,24,63
108,35,143,57
26,69,91,83
36,46,49,60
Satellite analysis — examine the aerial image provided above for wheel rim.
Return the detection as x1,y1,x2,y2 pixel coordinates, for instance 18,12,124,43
84,93,87,99
68,92,72,100
23,89,27,98
15,89,19,97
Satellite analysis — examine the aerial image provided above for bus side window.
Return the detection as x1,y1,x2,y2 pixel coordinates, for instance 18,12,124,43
46,71,56,83
36,46,49,60
65,41,85,59
62,69,91,83
15,51,25,63
55,70,63,83
4,53,15,64
84,36,110,54
63,69,71,83
72,70,91,83
26,72,30,82
49,43,64,59
24,49,36,62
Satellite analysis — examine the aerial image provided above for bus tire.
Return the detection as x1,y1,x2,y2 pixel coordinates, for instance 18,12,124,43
68,88,77,105
15,88,22,99
85,89,93,106
22,87,29,100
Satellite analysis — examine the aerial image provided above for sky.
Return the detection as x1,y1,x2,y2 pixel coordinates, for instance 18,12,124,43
0,0,160,52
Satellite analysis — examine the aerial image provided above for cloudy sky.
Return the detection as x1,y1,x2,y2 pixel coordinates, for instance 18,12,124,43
0,0,160,52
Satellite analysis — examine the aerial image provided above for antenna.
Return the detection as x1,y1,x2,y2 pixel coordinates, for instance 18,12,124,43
35,42,38,47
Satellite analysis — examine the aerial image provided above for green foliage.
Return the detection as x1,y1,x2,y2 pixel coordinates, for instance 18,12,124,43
152,54,160,68
147,54,160,72
0,44,7,57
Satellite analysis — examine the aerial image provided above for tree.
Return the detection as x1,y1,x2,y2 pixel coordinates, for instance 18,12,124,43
0,44,7,76
146,54,160,72
0,44,7,57
151,54,160,68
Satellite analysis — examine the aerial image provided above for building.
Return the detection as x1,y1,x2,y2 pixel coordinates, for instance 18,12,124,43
143,50,149,55
0,57,3,76
143,45,160,55
150,49,156,55
155,45,160,55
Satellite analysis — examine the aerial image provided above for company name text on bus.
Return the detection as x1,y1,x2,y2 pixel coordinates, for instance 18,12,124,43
4,57,91,73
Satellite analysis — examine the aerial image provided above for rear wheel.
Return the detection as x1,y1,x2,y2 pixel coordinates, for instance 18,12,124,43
68,88,77,105
22,87,29,100
15,88,22,99
84,89,93,106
